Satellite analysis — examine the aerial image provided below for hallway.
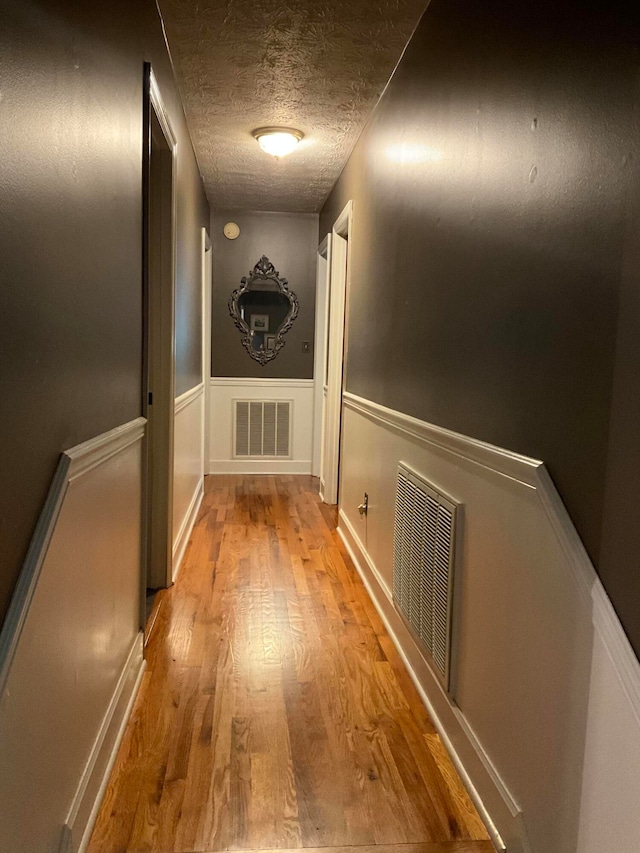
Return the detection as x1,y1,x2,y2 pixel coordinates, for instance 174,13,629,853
88,476,491,853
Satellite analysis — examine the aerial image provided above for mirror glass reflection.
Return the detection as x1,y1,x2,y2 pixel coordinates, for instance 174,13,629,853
238,287,291,355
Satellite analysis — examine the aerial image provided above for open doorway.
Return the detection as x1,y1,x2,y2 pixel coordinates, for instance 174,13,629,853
142,65,177,637
319,200,352,505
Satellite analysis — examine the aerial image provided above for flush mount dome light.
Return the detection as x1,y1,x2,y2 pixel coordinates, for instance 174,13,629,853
252,127,304,158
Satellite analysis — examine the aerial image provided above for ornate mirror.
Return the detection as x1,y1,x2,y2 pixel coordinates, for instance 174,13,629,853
228,256,299,365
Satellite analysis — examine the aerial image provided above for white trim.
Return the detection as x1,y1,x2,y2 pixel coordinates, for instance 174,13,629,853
339,507,392,600
145,66,178,591
450,708,523,821
202,229,212,478
172,478,204,581
591,579,640,727
321,199,353,504
312,235,331,477
209,459,312,475
67,418,146,482
334,198,353,236
0,458,69,698
339,392,640,853
173,385,205,585
343,390,599,608
211,377,314,388
149,69,177,153
0,417,146,697
63,634,146,853
76,658,145,853
337,508,507,853
209,380,313,475
0,418,145,852
343,392,541,488
535,465,596,606
174,381,204,415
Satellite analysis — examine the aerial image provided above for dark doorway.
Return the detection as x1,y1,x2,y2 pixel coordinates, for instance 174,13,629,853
142,65,176,637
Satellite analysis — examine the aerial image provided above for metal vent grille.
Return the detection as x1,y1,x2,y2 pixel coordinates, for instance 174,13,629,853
234,400,291,458
393,463,459,690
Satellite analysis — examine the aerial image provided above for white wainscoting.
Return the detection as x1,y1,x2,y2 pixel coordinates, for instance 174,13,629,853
173,382,205,580
209,377,314,474
338,392,640,853
0,418,146,853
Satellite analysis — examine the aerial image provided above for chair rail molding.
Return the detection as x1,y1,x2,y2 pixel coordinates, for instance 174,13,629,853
0,417,146,696
210,376,314,388
175,381,204,414
342,392,543,487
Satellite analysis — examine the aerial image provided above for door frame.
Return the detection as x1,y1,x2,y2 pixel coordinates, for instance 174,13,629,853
141,64,178,607
320,200,352,505
202,227,212,476
312,234,331,479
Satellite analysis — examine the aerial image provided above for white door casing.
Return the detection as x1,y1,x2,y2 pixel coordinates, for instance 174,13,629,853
320,200,352,505
202,228,212,475
145,68,177,592
312,234,331,478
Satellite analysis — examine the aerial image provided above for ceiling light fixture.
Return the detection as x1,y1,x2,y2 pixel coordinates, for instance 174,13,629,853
252,127,304,158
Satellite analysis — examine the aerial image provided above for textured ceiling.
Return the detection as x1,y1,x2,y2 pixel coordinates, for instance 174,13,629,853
158,0,429,212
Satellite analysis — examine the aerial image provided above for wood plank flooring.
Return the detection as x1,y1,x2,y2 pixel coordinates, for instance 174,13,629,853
88,476,492,853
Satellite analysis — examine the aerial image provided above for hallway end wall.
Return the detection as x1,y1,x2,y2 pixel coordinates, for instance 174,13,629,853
208,210,319,474
319,0,640,656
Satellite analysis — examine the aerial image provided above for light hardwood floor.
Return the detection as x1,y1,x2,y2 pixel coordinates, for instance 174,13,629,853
88,475,492,853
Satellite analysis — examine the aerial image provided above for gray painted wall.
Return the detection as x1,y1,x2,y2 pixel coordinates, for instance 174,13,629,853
0,0,209,627
320,0,640,654
211,210,318,379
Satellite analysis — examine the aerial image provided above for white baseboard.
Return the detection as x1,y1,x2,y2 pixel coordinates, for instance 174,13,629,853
61,634,146,853
337,509,509,853
172,477,204,580
209,459,312,475
339,507,392,599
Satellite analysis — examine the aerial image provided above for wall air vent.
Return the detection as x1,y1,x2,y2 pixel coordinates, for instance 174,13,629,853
234,400,292,458
393,463,460,692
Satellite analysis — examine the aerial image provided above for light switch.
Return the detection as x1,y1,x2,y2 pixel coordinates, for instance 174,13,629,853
302,341,310,353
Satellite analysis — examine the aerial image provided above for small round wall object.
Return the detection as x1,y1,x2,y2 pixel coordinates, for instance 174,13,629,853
223,221,240,240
